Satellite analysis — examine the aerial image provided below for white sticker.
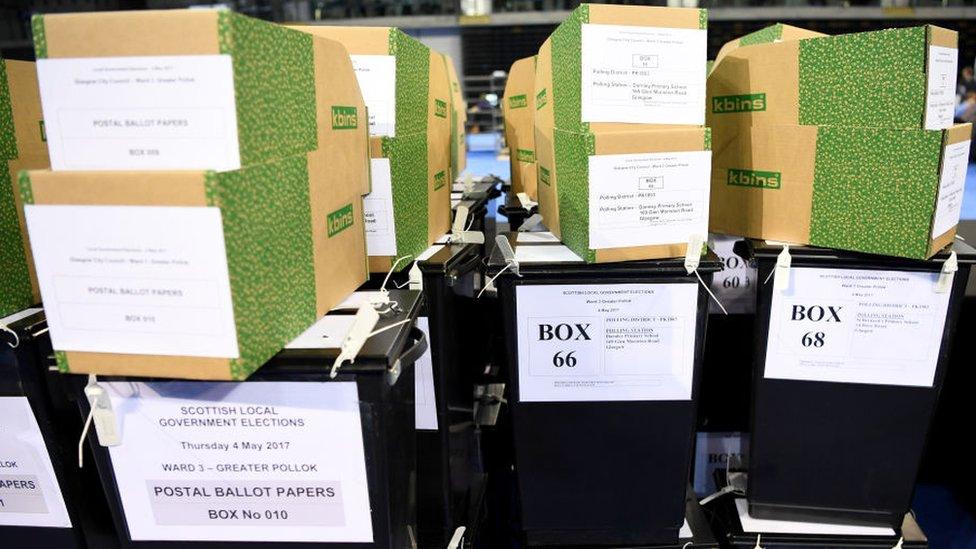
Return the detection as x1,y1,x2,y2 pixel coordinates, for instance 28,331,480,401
365,158,398,256
25,205,239,358
924,45,958,131
931,139,970,238
0,397,72,528
414,317,438,431
516,284,698,402
350,55,397,137
735,499,894,535
513,245,584,264
692,432,748,497
37,55,241,171
103,382,373,543
285,316,357,349
764,267,951,387
708,234,757,314
581,24,706,125
588,151,711,250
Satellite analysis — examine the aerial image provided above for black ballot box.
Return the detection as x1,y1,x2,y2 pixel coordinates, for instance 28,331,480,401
486,234,721,546
743,240,976,528
0,307,88,548
416,241,497,547
70,290,424,548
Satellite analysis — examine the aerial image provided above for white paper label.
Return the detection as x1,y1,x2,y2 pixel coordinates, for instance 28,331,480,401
932,139,970,238
581,24,706,125
350,55,397,137
925,45,958,131
513,244,584,264
365,158,398,256
764,267,951,388
516,284,698,402
414,317,438,431
735,499,894,535
103,382,373,543
0,397,72,528
37,55,241,171
25,205,239,358
692,432,748,497
588,151,711,250
708,234,756,314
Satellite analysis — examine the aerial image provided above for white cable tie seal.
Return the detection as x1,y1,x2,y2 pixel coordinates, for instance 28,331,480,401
330,303,381,379
517,213,544,232
449,205,485,244
516,192,537,210
478,235,521,298
79,374,120,468
447,526,467,549
770,244,791,293
685,234,728,315
753,533,764,549
1,322,18,348
936,251,957,294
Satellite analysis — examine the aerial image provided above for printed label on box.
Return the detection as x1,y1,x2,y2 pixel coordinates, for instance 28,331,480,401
24,205,239,358
925,45,958,130
0,397,72,528
708,234,757,314
581,24,706,125
350,55,396,137
414,317,438,430
588,151,711,250
764,267,951,387
364,158,398,256
516,284,698,402
36,55,241,171
931,139,970,238
103,382,373,542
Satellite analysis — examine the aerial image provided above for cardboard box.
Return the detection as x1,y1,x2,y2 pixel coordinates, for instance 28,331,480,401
535,4,707,134
366,134,451,272
307,26,452,271
710,123,972,259
713,23,826,66
33,9,359,172
536,124,712,263
707,25,958,132
443,53,467,177
20,149,368,379
503,56,538,199
1,59,49,317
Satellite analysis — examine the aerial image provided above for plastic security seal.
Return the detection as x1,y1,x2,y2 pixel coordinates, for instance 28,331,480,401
936,251,958,294
0,322,18,348
478,235,521,298
517,213,544,232
684,233,705,275
330,303,381,378
448,527,467,549
79,374,121,467
516,192,537,210
772,244,792,293
449,204,485,244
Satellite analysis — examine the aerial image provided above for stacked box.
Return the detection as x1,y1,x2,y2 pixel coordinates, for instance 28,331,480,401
1,59,49,317
534,3,711,263
503,56,538,199
22,10,370,379
304,26,452,272
708,24,969,258
443,53,467,177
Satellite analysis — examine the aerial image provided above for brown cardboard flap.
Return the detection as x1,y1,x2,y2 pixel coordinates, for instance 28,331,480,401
595,243,688,262
534,125,560,238
5,60,48,162
306,26,392,55
64,352,233,380
946,122,972,144
587,4,702,29
27,169,208,206
709,124,817,243
504,56,538,197
707,40,802,131
42,10,220,57
714,24,825,67
427,50,453,245
593,127,706,155
927,26,958,49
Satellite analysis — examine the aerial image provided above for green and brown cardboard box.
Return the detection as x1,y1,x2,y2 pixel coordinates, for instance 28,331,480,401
537,125,712,263
1,59,49,318
20,148,368,380
33,9,352,170
710,123,972,259
503,56,538,199
534,3,707,135
707,25,959,133
443,53,467,177
713,23,825,66
313,26,451,272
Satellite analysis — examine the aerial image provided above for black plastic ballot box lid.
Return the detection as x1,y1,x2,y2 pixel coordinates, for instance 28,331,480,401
743,240,976,528
486,234,722,546
71,290,424,548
